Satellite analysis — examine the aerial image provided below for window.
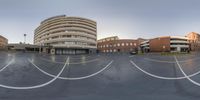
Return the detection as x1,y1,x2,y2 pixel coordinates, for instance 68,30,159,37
52,36,59,39
126,43,129,46
65,42,75,45
117,43,120,46
106,39,110,41
134,43,137,46
106,50,109,52
122,43,124,46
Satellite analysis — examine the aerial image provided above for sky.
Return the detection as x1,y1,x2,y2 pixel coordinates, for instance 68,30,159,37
1,0,200,44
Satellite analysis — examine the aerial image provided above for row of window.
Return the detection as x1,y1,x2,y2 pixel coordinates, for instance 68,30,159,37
35,27,96,36
98,42,137,48
41,18,96,28
102,48,134,53
35,29,96,39
37,25,96,34
36,35,96,43
37,21,96,33
170,43,189,45
98,37,118,43
170,38,187,41
49,41,96,46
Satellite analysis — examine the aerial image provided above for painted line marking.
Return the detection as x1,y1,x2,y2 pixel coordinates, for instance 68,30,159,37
143,56,200,63
175,56,200,87
130,59,200,80
144,58,175,63
0,56,69,90
129,55,134,58
69,55,96,59
0,59,14,72
39,57,100,65
29,59,113,80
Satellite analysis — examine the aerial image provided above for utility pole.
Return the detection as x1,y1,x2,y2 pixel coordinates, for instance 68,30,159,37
24,34,27,44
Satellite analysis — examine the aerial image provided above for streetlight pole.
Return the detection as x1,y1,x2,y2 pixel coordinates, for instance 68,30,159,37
24,34,27,44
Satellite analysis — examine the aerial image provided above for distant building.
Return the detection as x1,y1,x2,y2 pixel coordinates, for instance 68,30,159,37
34,15,97,55
186,32,200,51
0,35,8,50
141,36,190,53
97,36,141,53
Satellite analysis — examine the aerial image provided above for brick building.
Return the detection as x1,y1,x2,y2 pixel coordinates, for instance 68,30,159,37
97,36,141,53
186,32,200,51
0,35,8,50
141,36,190,53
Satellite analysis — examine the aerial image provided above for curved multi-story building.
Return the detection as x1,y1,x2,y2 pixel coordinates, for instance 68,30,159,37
0,35,8,50
34,15,97,54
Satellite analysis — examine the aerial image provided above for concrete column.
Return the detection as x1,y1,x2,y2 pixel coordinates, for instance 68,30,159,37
177,47,181,52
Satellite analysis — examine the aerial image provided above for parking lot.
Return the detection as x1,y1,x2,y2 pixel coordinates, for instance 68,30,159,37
0,52,200,100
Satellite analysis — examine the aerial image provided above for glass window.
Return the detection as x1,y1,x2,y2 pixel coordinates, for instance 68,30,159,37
117,43,120,46
134,43,137,46
122,43,124,46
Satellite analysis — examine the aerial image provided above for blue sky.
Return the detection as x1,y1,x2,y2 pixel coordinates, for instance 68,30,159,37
0,0,200,44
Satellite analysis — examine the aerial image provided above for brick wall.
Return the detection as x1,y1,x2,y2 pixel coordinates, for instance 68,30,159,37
149,36,170,52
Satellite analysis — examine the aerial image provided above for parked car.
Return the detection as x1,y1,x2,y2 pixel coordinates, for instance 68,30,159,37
130,51,137,55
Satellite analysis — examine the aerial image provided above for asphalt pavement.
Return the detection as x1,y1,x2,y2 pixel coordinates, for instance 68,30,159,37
0,52,200,100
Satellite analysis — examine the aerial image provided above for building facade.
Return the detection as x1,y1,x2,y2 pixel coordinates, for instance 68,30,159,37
7,43,39,52
0,35,8,50
34,15,97,55
186,32,200,51
141,36,190,52
97,36,139,53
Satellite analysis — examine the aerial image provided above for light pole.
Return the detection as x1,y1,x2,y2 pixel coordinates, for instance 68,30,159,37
24,34,27,44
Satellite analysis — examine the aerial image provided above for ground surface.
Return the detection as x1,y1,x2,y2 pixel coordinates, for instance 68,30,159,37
0,52,200,100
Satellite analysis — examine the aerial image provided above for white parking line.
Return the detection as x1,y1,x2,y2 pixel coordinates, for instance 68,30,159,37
174,56,200,87
0,59,14,72
129,55,134,58
29,59,114,80
0,57,69,90
130,60,200,80
69,55,96,59
40,57,100,65
144,58,175,63
143,56,200,63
